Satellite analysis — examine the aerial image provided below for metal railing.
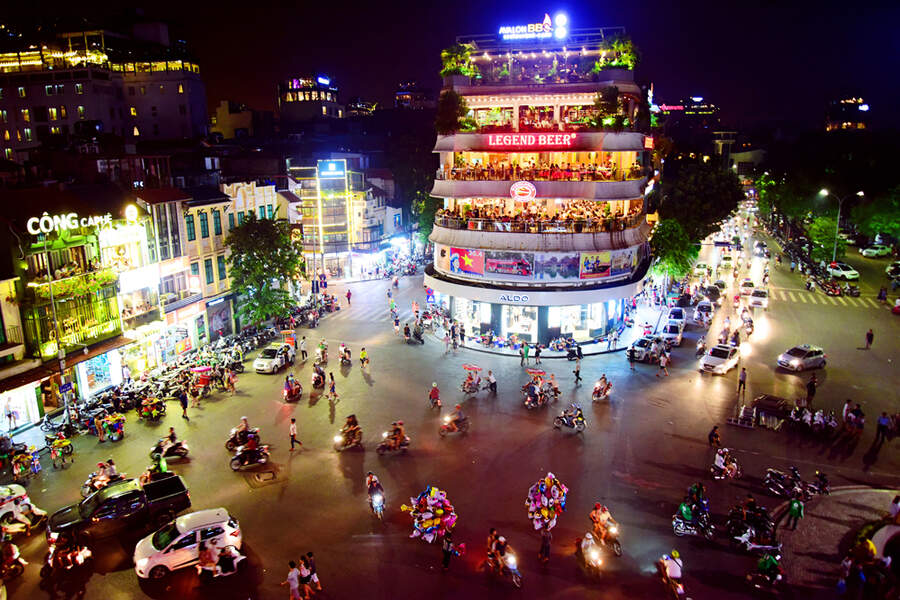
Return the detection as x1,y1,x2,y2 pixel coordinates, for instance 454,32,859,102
3,325,22,345
435,167,645,183
434,213,646,234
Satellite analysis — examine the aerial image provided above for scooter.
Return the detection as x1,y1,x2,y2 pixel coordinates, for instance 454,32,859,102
80,472,124,498
229,444,270,470
369,491,385,520
553,408,586,433
150,439,190,460
0,502,47,538
283,381,303,402
695,338,707,358
489,549,523,589
0,543,26,580
439,415,469,437
225,427,258,452
592,381,612,402
376,433,410,455
39,539,92,578
672,501,714,540
605,523,623,557
576,534,604,576
311,370,326,389
333,430,364,452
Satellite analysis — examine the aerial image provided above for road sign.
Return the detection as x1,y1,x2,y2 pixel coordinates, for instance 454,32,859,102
60,383,73,393
311,280,319,294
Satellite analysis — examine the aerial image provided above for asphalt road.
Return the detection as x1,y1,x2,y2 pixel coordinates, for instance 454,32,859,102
6,220,899,600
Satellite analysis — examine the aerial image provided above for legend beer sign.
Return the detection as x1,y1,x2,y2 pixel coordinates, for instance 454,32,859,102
487,133,576,148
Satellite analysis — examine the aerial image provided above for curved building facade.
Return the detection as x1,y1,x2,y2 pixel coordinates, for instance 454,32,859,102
424,24,654,346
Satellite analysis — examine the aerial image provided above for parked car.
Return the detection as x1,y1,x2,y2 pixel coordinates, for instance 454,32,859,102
659,321,684,347
48,475,191,545
860,244,891,258
828,262,859,280
133,507,242,579
253,343,295,374
748,289,769,309
776,344,826,371
699,344,740,375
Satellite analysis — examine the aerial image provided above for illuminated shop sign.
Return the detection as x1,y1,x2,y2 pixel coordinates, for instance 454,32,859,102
510,181,537,200
317,160,346,179
487,133,576,148
316,76,330,86
499,13,568,40
659,105,684,111
498,294,530,303
27,212,112,235
644,137,654,150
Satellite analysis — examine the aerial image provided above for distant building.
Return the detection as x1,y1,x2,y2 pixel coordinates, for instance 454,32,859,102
277,75,344,132
346,97,377,117
210,100,275,140
825,97,869,132
0,19,208,162
394,81,435,110
659,96,721,130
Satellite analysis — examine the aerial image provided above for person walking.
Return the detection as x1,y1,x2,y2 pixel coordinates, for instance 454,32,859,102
282,560,303,600
306,552,322,592
806,374,817,404
519,345,526,366
179,388,189,421
656,353,669,377
628,347,636,371
785,496,805,530
534,344,542,364
487,370,497,394
708,425,721,448
737,367,747,396
327,372,338,401
573,356,582,384
865,328,874,349
538,522,552,564
289,418,302,451
300,336,308,361
441,531,455,571
876,412,891,444
842,399,853,429
443,330,451,353
226,368,237,394
189,383,200,408
345,290,352,306
523,343,530,366
298,555,313,599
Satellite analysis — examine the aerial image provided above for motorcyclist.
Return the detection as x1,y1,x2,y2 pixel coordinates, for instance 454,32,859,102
713,448,737,478
388,421,406,450
428,383,441,408
342,415,361,445
463,371,475,392
312,364,325,387
688,482,706,506
490,535,509,572
589,503,616,543
365,472,383,498
677,498,694,523
244,430,260,453
580,531,599,559
486,528,499,566
341,345,352,363
562,403,584,425
9,499,34,535
403,323,411,341
756,553,782,585
1,534,20,569
234,416,251,444
659,549,683,586
449,405,465,432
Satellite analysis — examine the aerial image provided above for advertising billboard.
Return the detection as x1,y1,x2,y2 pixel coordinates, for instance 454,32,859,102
449,248,485,276
579,252,612,279
535,252,580,282
610,247,637,278
485,250,533,279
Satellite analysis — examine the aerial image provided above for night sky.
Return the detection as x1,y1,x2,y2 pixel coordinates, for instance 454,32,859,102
16,1,900,129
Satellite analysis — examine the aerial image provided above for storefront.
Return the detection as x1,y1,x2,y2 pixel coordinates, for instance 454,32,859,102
119,322,165,376
163,301,206,360
0,383,43,433
74,350,123,399
156,325,192,365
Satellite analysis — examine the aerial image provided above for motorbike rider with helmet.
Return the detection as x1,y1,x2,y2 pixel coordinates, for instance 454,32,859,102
388,421,406,450
342,415,361,446
756,553,782,585
447,404,465,432
428,383,441,408
658,549,684,589
589,503,617,544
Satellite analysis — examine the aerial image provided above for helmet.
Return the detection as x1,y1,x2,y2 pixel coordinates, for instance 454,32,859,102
671,549,680,559
432,382,437,387
97,462,105,468
367,471,373,476
498,536,506,543
397,421,404,426
241,416,248,421
594,502,602,509
455,404,462,410
585,532,593,541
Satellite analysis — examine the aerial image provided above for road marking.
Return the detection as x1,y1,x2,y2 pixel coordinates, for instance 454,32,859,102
826,296,838,305
844,297,859,307
834,297,846,306
788,291,797,302
797,293,807,303
866,298,880,308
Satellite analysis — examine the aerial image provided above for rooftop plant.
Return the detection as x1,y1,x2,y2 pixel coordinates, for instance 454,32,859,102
440,43,478,78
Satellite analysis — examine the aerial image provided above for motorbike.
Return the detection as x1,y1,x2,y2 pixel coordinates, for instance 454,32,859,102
843,283,860,297
576,535,604,576
428,393,441,409
764,466,809,500
592,381,612,402
439,415,469,437
709,450,742,480
605,523,623,557
746,563,784,592
489,549,523,589
283,380,303,402
672,507,714,539
806,471,830,496
315,347,328,365
553,408,586,433
376,432,410,455
0,544,26,580
311,370,326,389
225,427,259,452
0,502,47,538
80,472,125,498
150,439,190,460
695,339,707,358
411,327,425,344
46,434,75,469
333,429,363,452
39,538,92,578
339,352,352,367
369,491,385,520
229,444,270,470
657,556,686,599
522,390,549,410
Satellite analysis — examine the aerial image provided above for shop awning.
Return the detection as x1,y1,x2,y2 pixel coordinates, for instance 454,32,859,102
0,335,134,394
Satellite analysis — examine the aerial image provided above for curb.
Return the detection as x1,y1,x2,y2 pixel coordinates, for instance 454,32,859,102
427,330,629,359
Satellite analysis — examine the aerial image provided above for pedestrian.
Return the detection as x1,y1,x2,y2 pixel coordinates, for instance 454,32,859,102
865,328,874,349
327,372,338,401
851,404,865,436
519,345,525,366
282,560,302,600
189,383,200,408
656,353,669,377
538,523,552,564
226,368,236,394
290,418,302,451
737,367,747,396
442,531,455,571
628,347,635,371
842,399,852,426
95,414,106,442
876,412,891,443
306,552,322,591
534,344,542,364
806,374,817,404
346,290,352,306
708,425,721,448
523,342,530,365
300,336,308,361
443,330,451,353
459,324,465,346
179,388,189,421
573,356,582,384
393,316,400,335
785,496,805,530
298,555,313,599
487,370,497,394
611,330,619,350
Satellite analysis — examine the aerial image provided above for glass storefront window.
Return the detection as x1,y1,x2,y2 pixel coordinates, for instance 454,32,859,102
75,350,123,398
502,305,538,342
1,384,42,432
450,298,491,338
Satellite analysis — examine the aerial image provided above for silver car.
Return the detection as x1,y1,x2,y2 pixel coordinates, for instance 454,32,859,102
776,344,826,371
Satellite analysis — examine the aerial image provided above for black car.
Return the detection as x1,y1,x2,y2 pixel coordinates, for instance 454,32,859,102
705,286,721,302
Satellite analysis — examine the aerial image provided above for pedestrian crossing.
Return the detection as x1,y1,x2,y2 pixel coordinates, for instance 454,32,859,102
767,289,886,309
320,303,401,322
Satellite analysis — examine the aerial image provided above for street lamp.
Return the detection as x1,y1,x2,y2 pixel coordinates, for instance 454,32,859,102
818,188,864,263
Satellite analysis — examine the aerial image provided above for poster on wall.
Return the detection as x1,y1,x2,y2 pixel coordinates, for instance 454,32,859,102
435,245,450,272
579,251,612,279
610,247,637,278
485,251,533,280
535,252,580,281
76,351,123,397
207,300,234,341
449,248,485,276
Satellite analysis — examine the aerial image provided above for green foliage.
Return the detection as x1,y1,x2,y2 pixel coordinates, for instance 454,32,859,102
32,268,117,303
594,35,639,70
851,185,900,239
754,173,776,216
435,90,469,135
415,194,442,245
225,214,304,326
440,43,476,77
657,163,745,242
807,216,845,262
651,219,697,278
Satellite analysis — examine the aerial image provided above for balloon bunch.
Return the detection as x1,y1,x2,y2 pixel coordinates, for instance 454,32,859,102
525,472,568,530
400,485,457,543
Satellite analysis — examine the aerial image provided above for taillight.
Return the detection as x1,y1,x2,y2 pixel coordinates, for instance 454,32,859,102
230,529,240,536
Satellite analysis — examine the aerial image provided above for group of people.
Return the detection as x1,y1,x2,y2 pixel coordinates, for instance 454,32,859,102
436,199,643,233
440,160,643,183
281,553,323,600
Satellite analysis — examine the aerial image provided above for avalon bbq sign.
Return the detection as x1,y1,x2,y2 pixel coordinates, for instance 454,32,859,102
27,212,113,235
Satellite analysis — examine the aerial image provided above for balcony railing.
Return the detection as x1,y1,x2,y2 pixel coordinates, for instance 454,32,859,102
434,213,645,234
436,165,645,183
162,292,204,313
25,268,118,305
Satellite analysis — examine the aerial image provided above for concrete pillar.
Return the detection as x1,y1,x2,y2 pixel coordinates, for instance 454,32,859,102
553,105,561,130
490,303,503,337
513,105,520,131
537,305,549,345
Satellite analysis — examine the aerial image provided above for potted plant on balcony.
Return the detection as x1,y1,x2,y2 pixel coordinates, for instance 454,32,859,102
440,43,477,87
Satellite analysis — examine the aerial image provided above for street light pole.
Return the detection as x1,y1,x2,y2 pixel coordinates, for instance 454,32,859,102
818,189,864,264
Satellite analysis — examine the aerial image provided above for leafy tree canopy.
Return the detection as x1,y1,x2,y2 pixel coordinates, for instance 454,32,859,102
440,43,477,78
225,214,304,326
650,219,697,278
435,90,469,135
657,161,744,242
851,185,900,240
414,193,442,245
807,216,845,263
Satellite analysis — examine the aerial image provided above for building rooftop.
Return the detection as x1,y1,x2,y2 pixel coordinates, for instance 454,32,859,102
136,187,192,205
183,185,229,206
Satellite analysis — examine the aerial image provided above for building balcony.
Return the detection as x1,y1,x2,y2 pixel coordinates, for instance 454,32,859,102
449,69,637,95
436,164,646,183
24,268,118,306
162,292,204,313
434,212,646,235
431,177,647,201
434,131,647,153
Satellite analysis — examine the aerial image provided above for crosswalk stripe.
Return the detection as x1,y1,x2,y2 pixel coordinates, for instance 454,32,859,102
798,294,808,303
828,296,839,305
788,292,796,302
844,297,859,307
866,298,880,308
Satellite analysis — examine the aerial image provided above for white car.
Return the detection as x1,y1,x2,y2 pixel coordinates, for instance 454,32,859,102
693,262,708,276
748,289,769,309
720,255,733,270
627,336,664,363
667,307,686,328
0,484,30,522
699,344,740,375
693,300,715,323
739,279,755,296
860,244,890,258
884,261,900,278
828,262,859,280
253,343,295,374
134,508,242,579
659,322,684,347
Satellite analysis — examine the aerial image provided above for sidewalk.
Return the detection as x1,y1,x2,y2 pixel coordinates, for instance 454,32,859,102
777,487,897,590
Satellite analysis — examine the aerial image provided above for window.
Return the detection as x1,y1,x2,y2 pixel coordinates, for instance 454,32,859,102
17,87,25,98
20,109,30,123
171,532,197,551
0,110,6,123
151,106,158,117
322,105,327,116
75,83,84,95
128,86,135,96
199,212,209,238
140,86,146,95
2,130,8,141
23,128,32,142
185,214,196,241
132,126,140,136
179,104,186,116
228,213,235,231
217,255,226,280
130,106,137,116
190,262,200,276
3,149,11,160
45,84,55,96
77,105,85,119
50,126,60,135
212,210,222,235
48,107,58,121
200,526,224,542
237,212,244,226
178,83,184,94
204,259,214,284
258,206,266,219
0,88,3,99
59,105,66,119
267,205,274,219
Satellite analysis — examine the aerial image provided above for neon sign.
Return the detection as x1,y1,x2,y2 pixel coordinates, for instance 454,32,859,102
487,133,576,147
499,13,568,41
27,212,112,235
510,181,537,200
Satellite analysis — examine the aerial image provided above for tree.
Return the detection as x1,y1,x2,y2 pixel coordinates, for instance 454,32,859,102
225,214,304,326
852,185,900,240
435,90,469,135
651,219,697,278
440,43,476,77
415,193,442,245
657,161,744,242
807,216,845,263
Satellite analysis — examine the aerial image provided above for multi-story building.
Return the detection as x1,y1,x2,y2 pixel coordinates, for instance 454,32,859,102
395,81,435,110
424,19,653,346
277,75,343,132
0,20,208,162
825,97,869,132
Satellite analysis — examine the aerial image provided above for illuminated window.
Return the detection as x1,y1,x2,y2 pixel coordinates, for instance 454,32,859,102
217,255,226,280
212,209,222,235
178,83,184,94
77,105,85,119
140,86,146,95
48,107,58,121
2,130,8,141
59,105,66,119
204,259,214,284
45,85,55,96
20,109,30,123
312,91,319,100
18,87,25,98
132,126,140,136
322,106,327,116
199,212,209,238
338,109,343,118
0,110,6,123
16,130,21,141
50,126,60,135
3,149,11,160
23,128,32,141
130,106,137,116
185,215,196,241
75,83,83,95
